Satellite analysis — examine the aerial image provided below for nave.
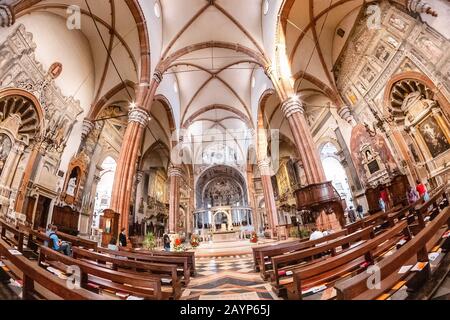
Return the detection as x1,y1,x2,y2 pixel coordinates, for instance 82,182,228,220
0,183,449,300
0,0,450,303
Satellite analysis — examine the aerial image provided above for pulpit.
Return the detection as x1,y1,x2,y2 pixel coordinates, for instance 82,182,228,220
99,209,120,247
293,181,345,230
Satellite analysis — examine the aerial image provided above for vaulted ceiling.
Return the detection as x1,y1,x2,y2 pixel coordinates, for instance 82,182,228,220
9,0,398,156
149,0,274,160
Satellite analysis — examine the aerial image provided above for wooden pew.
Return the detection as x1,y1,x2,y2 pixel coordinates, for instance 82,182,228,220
38,246,163,300
72,247,181,299
0,220,24,253
257,229,348,280
412,185,448,233
96,246,191,285
251,239,307,272
290,220,411,299
334,206,450,300
0,238,105,300
121,247,196,276
18,228,51,253
270,226,376,296
386,204,415,228
56,231,98,250
344,206,402,234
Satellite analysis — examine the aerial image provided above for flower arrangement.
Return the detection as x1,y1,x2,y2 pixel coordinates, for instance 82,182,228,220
142,232,156,251
173,237,185,252
250,232,258,243
190,234,200,248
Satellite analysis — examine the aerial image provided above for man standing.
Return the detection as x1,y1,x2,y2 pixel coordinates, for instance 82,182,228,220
119,228,127,247
348,206,356,223
356,205,364,220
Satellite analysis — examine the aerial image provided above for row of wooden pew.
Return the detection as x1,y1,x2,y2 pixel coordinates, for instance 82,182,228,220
252,184,450,300
0,221,197,300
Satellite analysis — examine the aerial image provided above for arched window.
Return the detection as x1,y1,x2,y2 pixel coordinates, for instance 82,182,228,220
320,143,354,208
93,157,117,228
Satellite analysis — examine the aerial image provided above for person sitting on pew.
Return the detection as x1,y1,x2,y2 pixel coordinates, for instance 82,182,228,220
108,237,118,251
44,224,53,247
48,226,72,256
309,228,324,241
119,228,127,247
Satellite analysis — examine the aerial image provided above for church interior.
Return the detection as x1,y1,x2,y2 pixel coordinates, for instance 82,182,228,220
0,0,449,302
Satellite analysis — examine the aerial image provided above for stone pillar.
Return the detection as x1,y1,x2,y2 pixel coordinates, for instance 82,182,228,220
134,170,144,222
0,4,14,28
0,141,24,187
246,165,259,231
391,129,419,183
89,174,101,229
281,97,325,184
168,166,183,234
431,107,450,141
109,74,162,236
81,119,95,140
110,107,150,233
258,159,279,235
187,180,194,234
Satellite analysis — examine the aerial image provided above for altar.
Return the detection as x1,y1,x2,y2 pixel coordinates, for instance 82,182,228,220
212,230,239,242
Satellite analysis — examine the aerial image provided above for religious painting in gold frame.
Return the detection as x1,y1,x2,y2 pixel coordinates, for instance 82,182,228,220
418,116,450,158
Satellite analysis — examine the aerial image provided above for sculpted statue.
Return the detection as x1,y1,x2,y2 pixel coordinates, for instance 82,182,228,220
66,176,77,197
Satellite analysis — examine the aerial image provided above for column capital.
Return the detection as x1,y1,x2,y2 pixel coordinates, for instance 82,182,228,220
338,105,356,126
431,105,442,116
265,64,274,77
407,0,437,17
81,119,95,140
281,97,304,118
258,158,272,176
128,107,149,127
168,166,183,178
153,70,164,84
0,5,14,28
136,170,144,183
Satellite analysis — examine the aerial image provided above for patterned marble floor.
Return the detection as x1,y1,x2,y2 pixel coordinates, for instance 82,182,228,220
181,254,281,300
431,273,450,300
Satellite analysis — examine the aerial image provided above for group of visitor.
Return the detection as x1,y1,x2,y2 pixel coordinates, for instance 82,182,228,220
347,205,364,223
309,227,334,241
108,228,128,250
378,180,429,213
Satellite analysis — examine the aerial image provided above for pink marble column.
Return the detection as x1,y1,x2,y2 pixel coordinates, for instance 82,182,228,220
109,73,162,236
168,166,183,234
110,107,149,233
258,159,279,235
281,97,326,184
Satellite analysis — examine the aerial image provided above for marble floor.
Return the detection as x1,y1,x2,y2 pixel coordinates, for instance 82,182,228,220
431,274,450,300
181,254,281,300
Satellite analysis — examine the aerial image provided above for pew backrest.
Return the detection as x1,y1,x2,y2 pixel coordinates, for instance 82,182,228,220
334,207,450,300
39,246,163,300
258,229,348,277
0,238,104,300
271,226,375,286
291,220,410,299
0,221,24,252
56,231,98,250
